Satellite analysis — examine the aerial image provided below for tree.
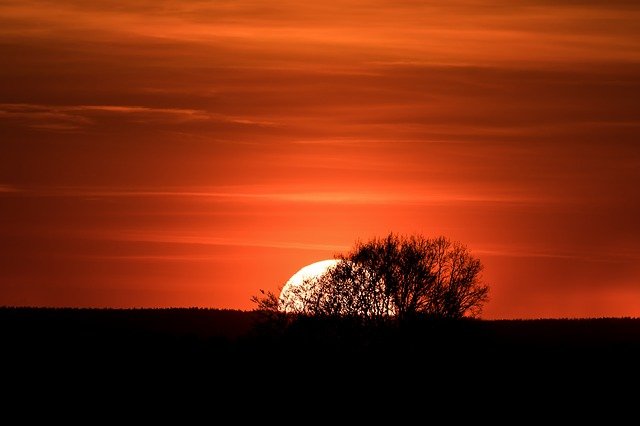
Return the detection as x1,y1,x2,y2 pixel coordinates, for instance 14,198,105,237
254,234,489,323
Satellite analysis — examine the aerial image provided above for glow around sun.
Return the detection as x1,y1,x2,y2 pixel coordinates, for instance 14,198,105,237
279,259,340,312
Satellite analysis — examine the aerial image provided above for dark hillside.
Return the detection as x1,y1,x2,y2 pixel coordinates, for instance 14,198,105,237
3,308,640,385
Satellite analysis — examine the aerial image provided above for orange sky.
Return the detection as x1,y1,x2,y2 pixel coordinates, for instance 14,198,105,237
2,0,640,318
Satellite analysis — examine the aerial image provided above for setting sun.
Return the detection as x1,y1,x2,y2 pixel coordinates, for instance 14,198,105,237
279,259,340,312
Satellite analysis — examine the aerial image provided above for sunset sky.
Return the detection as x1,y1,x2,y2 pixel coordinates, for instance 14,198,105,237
2,0,640,318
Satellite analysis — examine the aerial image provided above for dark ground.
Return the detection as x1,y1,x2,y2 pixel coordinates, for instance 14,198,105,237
2,308,639,412
3,307,640,368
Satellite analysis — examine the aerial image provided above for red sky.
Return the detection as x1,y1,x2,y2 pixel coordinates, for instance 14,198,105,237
2,0,640,318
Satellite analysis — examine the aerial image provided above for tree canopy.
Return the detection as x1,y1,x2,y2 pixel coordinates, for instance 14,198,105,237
254,234,489,323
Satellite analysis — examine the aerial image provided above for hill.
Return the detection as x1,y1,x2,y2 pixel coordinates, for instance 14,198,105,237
5,308,640,412
3,308,639,387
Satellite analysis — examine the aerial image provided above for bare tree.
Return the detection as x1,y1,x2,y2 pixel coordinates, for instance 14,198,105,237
254,234,489,322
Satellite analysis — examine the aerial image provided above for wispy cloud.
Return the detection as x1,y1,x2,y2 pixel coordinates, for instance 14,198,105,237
0,103,277,131
0,184,21,193
12,185,550,206
69,254,230,262
108,231,348,252
3,0,640,64
476,247,640,263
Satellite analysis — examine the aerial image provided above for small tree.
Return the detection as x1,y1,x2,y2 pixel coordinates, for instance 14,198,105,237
254,234,489,322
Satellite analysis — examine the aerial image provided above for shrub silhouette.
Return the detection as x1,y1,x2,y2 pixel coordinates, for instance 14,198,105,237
254,234,489,324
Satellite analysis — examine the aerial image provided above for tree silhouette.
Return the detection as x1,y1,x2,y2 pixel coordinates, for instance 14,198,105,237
254,234,489,323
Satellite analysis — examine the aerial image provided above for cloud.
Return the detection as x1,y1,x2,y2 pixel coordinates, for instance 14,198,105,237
105,231,348,252
3,0,640,65
476,247,640,263
12,185,550,206
0,184,20,193
0,103,277,131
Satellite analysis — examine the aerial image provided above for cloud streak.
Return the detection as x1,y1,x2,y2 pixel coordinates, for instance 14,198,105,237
5,185,555,206
0,103,277,131
476,247,640,264
108,232,348,253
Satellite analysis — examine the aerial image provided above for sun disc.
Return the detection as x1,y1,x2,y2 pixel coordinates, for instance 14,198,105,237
279,259,339,312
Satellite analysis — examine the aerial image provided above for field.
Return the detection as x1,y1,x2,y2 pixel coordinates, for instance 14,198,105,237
4,308,640,363
4,307,639,409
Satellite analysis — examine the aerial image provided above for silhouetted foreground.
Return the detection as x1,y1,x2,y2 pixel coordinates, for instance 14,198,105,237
3,308,640,392
2,308,639,357
2,309,636,419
